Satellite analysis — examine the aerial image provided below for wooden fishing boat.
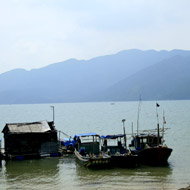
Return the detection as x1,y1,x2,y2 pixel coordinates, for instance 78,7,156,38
74,133,111,168
129,132,172,165
129,102,173,166
101,134,139,168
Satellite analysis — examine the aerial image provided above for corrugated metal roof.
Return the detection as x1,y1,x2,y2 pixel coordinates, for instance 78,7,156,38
5,120,51,133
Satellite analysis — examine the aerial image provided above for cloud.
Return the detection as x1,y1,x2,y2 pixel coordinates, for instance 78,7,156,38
0,0,190,73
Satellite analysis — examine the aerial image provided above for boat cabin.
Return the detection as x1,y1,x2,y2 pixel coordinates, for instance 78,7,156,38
2,120,59,159
129,134,162,151
101,134,126,155
74,133,100,155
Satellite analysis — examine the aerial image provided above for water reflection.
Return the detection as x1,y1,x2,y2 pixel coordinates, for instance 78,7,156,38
75,161,173,190
0,154,175,190
2,158,60,189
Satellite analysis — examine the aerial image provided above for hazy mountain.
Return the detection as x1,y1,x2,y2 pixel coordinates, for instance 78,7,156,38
0,49,190,104
101,55,190,101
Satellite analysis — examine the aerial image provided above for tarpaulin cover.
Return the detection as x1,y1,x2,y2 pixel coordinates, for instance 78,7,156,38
101,134,125,139
74,133,99,138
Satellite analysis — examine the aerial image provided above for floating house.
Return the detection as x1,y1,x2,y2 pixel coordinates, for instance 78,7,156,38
2,120,60,160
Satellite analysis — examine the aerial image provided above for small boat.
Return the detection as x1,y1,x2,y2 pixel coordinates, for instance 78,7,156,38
74,133,111,168
129,102,173,166
61,138,75,154
129,131,172,165
101,134,139,168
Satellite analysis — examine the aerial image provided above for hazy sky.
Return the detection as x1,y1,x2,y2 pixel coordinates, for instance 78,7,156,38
0,0,190,74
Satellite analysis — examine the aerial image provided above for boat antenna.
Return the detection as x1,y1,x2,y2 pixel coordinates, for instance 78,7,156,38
122,119,127,150
156,103,160,145
137,95,142,135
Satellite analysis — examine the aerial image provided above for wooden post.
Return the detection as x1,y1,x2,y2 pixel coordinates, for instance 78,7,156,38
93,135,95,155
122,119,127,150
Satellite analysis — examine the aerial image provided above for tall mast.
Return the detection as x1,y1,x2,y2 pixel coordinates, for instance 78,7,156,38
137,95,141,135
156,103,160,145
131,122,134,137
162,110,166,144
122,119,127,150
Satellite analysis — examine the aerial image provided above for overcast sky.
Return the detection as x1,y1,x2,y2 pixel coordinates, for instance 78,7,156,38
0,0,190,74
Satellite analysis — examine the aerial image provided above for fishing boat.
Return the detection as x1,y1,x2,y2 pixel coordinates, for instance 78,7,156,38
129,102,173,165
101,134,139,168
129,130,172,165
74,133,111,168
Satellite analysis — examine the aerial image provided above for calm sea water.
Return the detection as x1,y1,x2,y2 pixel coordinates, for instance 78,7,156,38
0,100,189,190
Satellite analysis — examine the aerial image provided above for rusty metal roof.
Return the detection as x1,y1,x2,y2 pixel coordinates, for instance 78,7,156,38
3,120,51,133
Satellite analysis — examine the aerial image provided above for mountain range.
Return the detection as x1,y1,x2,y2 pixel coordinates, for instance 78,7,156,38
0,49,190,104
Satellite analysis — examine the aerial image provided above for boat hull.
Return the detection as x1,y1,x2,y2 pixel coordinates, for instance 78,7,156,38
137,146,173,166
111,154,139,168
74,149,111,168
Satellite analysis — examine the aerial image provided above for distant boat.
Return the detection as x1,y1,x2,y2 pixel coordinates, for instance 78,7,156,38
101,134,139,168
74,133,111,168
129,103,173,166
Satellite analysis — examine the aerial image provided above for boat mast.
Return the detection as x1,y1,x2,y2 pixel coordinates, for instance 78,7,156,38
122,119,127,150
137,95,141,135
156,103,160,146
162,110,166,144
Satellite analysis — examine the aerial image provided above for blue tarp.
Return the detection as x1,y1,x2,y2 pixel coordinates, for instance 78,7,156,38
74,133,100,138
61,138,75,147
101,134,125,139
63,138,73,141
